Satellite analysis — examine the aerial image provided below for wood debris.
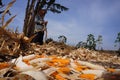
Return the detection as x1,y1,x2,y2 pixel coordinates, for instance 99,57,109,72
0,28,120,80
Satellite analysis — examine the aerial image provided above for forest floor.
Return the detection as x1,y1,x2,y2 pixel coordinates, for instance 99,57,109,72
0,27,120,80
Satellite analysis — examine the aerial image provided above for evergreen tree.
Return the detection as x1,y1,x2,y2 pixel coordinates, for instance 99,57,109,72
115,32,120,51
76,41,87,48
58,35,67,43
86,34,96,50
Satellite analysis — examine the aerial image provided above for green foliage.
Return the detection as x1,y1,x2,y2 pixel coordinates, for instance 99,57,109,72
76,41,87,48
86,34,96,50
46,38,53,43
58,35,67,43
38,0,68,13
115,32,120,43
115,32,120,50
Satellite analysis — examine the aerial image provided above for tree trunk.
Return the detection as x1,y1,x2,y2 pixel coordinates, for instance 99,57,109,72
23,0,68,37
26,0,36,37
23,0,44,37
23,0,37,37
23,0,31,36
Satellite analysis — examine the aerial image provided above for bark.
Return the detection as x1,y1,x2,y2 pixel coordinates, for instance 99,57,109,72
23,0,36,36
23,0,30,36
23,0,36,37
26,0,36,37
23,0,42,37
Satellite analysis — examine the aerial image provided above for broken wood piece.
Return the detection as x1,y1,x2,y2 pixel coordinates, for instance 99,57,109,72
29,58,51,64
57,67,70,74
78,61,105,70
11,55,34,71
82,70,105,78
22,54,36,60
79,74,96,80
43,67,57,76
21,70,47,80
0,62,10,70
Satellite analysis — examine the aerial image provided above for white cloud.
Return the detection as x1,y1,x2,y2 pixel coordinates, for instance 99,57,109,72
4,0,120,50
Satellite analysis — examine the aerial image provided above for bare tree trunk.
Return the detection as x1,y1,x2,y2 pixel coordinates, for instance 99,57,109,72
23,0,68,37
26,0,36,37
23,0,36,37
23,0,43,37
23,0,31,36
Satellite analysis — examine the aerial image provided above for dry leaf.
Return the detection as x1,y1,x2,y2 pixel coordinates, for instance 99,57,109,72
21,70,48,80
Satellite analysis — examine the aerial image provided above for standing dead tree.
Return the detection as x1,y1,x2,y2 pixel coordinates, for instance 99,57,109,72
23,0,68,37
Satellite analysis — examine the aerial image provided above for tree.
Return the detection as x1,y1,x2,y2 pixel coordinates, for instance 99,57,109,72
23,0,68,37
86,34,96,50
46,37,53,43
58,35,67,43
96,35,103,50
115,32,120,51
76,41,87,48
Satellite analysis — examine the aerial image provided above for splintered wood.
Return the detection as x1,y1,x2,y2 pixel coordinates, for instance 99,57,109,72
0,0,120,79
0,53,120,80
0,28,120,80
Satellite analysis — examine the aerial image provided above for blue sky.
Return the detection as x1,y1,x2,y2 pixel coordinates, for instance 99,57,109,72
2,0,120,50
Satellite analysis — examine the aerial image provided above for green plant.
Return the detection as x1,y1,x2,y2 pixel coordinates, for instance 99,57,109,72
76,41,87,48
115,32,120,51
86,34,96,50
58,35,67,43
